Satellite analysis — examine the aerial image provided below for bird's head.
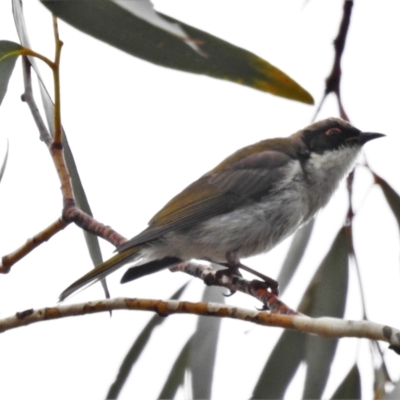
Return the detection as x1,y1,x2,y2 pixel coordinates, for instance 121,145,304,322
299,118,384,155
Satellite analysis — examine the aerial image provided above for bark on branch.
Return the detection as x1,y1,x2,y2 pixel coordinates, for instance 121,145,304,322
1,298,400,355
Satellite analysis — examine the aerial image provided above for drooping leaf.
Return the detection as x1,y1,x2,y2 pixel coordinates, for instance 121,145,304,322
189,286,223,399
253,228,349,399
302,227,350,399
277,218,315,294
0,41,22,106
107,283,189,399
331,364,361,400
158,335,193,400
12,0,109,296
0,140,9,185
40,0,313,103
251,330,306,399
112,0,202,54
374,173,400,234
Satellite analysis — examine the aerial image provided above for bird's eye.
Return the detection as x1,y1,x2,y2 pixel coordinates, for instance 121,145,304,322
325,127,341,136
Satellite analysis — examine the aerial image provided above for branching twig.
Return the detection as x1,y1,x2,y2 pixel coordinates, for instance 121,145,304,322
0,19,127,273
1,298,400,355
62,199,127,246
171,262,298,315
313,0,353,122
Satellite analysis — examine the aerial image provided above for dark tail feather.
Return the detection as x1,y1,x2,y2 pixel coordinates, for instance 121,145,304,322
120,257,182,283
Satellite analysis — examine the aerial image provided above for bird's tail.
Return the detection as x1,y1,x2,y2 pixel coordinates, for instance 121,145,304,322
120,256,182,283
59,245,142,301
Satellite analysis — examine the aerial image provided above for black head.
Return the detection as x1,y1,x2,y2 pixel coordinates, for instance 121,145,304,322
301,118,384,154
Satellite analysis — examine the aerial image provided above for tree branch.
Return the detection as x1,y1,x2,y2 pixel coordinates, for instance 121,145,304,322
1,298,399,354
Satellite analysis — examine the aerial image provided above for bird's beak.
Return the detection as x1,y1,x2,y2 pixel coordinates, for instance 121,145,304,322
357,132,385,144
346,132,385,145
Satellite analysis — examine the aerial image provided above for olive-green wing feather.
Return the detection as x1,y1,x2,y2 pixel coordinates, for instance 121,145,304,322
118,150,292,252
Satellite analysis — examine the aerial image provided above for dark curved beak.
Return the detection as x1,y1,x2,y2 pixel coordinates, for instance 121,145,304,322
358,132,385,145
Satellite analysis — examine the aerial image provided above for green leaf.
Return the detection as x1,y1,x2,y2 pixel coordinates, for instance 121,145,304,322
158,335,193,400
251,330,306,399
107,283,189,399
0,41,22,106
40,0,313,103
331,364,361,400
374,173,400,234
301,227,350,399
12,0,109,296
277,218,315,294
189,286,223,399
254,228,350,399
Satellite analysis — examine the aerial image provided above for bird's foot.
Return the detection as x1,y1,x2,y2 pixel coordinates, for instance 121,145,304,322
213,265,242,296
222,252,279,296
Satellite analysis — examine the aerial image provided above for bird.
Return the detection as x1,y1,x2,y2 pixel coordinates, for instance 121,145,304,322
59,118,384,301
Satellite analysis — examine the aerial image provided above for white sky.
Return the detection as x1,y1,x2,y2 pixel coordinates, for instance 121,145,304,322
0,1,399,399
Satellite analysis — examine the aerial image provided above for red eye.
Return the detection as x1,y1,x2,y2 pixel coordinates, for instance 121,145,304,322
325,127,341,136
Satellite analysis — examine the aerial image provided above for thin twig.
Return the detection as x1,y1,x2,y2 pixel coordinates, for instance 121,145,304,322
1,298,400,355
21,57,52,145
51,15,63,145
44,17,126,247
0,218,68,273
312,0,353,122
0,18,128,273
62,200,127,246
0,53,127,273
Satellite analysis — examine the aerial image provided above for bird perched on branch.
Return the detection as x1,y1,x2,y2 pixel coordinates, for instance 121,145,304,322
60,118,383,301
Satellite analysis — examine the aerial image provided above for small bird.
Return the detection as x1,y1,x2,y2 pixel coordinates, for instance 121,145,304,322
60,118,384,301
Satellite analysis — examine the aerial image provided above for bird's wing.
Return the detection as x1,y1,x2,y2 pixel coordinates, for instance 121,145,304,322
117,150,293,252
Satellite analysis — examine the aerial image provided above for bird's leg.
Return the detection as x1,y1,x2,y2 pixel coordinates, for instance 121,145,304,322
222,251,279,296
212,253,242,296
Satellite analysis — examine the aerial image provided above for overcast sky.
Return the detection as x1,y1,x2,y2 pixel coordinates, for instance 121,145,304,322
0,1,399,399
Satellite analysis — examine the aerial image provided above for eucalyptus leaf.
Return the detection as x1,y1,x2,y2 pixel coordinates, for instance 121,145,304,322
251,330,306,399
189,286,223,399
277,218,315,294
107,283,189,399
0,41,22,106
302,228,350,399
0,140,9,185
158,335,193,400
375,173,400,234
331,364,361,400
40,0,313,103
